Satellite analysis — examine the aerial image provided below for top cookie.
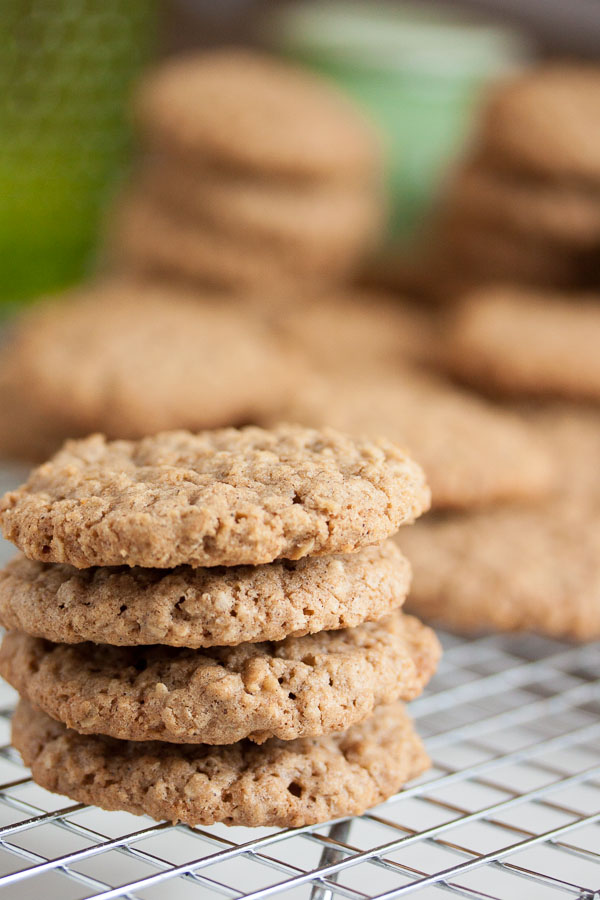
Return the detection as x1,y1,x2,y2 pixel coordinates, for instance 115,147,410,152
479,65,600,181
0,426,430,569
135,50,381,181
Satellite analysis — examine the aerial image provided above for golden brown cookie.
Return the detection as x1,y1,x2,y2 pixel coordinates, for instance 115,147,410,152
0,426,430,569
0,611,439,744
111,190,373,291
12,699,429,827
139,158,384,264
282,372,555,509
449,164,600,248
0,280,300,445
479,65,600,181
435,218,586,290
401,408,600,639
446,286,600,400
134,50,381,181
270,291,436,375
0,542,411,647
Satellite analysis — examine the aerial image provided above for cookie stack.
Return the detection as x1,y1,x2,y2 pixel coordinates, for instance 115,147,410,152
428,65,600,297
109,49,385,294
0,424,440,827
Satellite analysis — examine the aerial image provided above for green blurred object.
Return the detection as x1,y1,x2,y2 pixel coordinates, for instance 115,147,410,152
0,0,156,305
269,1,532,240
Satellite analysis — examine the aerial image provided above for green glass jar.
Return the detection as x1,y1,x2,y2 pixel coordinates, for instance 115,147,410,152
0,0,155,306
268,1,531,240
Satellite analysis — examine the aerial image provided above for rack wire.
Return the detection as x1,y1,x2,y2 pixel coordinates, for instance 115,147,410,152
0,627,597,899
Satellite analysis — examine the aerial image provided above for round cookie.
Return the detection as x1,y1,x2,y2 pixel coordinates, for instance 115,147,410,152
436,217,585,290
449,164,600,248
400,408,600,640
0,612,440,744
270,291,436,376
0,426,430,569
0,541,411,647
111,191,367,291
282,372,555,509
446,287,600,400
479,65,600,182
0,280,300,442
134,49,381,181
140,159,384,262
12,699,429,828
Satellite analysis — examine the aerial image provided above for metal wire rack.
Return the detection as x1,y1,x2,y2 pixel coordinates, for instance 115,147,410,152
0,627,597,899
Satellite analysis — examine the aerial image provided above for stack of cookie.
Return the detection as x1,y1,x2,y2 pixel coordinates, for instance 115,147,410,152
109,49,385,294
427,65,600,297
0,424,440,827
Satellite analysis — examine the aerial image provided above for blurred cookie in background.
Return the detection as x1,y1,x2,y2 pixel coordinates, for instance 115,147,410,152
444,286,600,401
414,64,600,299
478,65,600,183
269,290,437,376
277,370,555,510
110,49,386,294
400,407,600,640
0,279,303,458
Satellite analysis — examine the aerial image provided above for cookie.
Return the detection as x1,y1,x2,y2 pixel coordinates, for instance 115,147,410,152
446,287,600,400
479,65,600,182
134,50,381,182
140,158,384,263
283,372,555,509
400,408,600,639
111,191,367,291
0,280,300,444
12,699,429,827
0,541,411,647
0,426,430,569
449,163,600,248
0,611,439,744
436,218,585,290
270,291,436,376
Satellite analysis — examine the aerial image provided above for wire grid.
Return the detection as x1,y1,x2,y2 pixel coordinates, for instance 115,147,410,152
0,629,597,900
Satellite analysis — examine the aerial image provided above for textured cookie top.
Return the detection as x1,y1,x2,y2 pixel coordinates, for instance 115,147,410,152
284,372,555,509
2,280,299,441
135,50,380,181
0,612,440,744
0,542,411,647
12,699,429,828
0,425,430,568
401,408,600,640
446,287,600,400
479,65,600,181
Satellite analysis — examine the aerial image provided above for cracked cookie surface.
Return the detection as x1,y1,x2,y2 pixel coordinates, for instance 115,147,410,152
0,425,430,568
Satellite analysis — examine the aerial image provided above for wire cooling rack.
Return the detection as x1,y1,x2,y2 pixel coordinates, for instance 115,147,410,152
0,465,598,899
0,629,597,899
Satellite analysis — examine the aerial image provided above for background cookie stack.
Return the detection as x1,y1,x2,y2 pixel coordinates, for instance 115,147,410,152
109,50,385,294
0,424,440,827
427,65,600,297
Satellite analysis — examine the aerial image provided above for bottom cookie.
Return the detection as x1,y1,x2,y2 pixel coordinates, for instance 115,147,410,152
12,699,429,828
